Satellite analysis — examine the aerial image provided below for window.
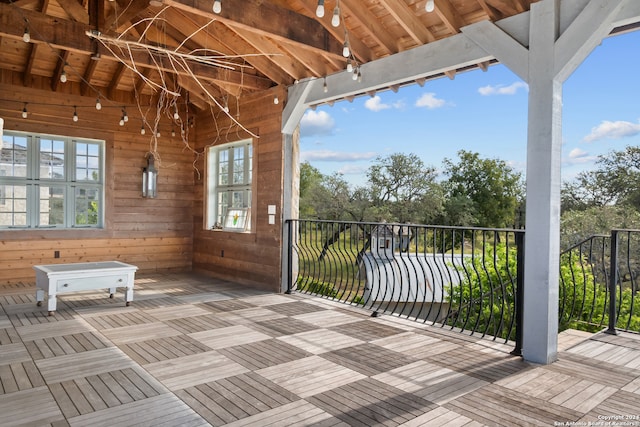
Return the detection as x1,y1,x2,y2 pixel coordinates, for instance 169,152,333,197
206,139,252,231
0,131,104,229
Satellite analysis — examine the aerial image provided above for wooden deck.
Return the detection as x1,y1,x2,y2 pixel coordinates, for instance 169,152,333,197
1,274,640,427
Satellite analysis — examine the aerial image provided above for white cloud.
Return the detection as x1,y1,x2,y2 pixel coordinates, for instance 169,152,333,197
563,147,597,166
300,110,335,137
415,92,446,109
338,164,369,175
583,120,640,142
364,96,391,112
300,150,378,162
478,82,528,96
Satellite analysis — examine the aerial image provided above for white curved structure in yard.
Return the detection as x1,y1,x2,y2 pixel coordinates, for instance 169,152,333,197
360,225,467,321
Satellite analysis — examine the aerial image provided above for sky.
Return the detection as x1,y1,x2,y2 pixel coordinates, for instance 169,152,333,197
298,29,640,188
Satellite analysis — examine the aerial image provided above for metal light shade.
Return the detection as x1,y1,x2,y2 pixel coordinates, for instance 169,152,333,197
142,154,158,198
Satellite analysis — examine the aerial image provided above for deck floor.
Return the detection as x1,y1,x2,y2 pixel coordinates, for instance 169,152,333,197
1,273,640,426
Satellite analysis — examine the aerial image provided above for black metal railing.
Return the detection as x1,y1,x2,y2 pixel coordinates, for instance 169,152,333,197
285,219,525,353
559,229,640,333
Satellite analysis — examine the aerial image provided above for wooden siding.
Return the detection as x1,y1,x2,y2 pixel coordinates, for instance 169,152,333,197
192,87,289,292
0,82,194,283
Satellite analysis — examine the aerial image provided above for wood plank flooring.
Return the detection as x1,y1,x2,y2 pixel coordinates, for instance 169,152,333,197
1,273,640,426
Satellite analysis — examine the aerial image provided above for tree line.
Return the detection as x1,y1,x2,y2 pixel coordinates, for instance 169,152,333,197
300,146,640,243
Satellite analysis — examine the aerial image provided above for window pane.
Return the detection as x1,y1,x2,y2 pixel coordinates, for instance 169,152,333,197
231,190,244,208
74,187,100,225
233,147,244,184
39,186,65,226
217,191,228,225
0,184,28,226
39,138,65,179
218,149,229,185
75,142,101,182
1,135,28,177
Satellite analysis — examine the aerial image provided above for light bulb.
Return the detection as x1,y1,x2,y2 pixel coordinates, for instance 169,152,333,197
95,98,102,110
352,68,358,80
315,0,324,18
22,106,28,118
23,28,30,43
171,128,176,137
346,59,353,72
119,117,125,126
173,111,179,120
123,112,128,122
357,70,362,82
342,41,350,58
73,107,78,122
323,80,328,93
156,131,161,137
60,70,67,83
331,6,340,27
140,125,146,135
213,0,221,14
425,0,435,12
273,96,279,105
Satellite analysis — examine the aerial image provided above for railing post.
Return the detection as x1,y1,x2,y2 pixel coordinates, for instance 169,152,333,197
605,230,619,335
511,231,525,356
285,219,293,294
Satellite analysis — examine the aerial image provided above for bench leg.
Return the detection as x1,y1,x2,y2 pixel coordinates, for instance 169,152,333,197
47,293,57,315
125,286,134,306
36,289,45,307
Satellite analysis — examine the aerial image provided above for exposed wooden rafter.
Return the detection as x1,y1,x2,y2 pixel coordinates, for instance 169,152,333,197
0,0,542,112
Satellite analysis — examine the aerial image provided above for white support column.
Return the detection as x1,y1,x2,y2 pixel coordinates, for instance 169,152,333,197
280,130,301,293
522,0,563,364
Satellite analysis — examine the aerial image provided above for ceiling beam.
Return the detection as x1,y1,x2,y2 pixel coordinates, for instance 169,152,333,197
108,62,126,98
105,0,150,32
294,0,373,63
164,0,344,58
51,50,70,92
23,44,38,87
433,0,466,35
340,0,398,56
80,56,99,96
57,0,90,24
378,0,436,44
171,10,294,85
0,4,272,91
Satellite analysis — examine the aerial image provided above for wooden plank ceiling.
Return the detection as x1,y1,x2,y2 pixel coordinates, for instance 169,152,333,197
0,0,539,112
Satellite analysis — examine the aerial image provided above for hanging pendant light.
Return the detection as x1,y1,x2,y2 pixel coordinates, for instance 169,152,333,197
316,0,325,18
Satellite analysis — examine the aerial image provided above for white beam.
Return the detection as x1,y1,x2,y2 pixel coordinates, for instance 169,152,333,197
461,20,529,81
296,32,492,109
555,0,624,82
282,79,316,135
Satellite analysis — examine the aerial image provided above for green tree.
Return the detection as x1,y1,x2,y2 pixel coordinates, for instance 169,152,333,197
562,146,640,212
442,150,523,228
367,153,441,223
299,162,324,218
596,146,640,209
560,205,640,250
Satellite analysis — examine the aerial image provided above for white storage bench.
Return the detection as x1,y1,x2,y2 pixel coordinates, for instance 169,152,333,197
33,261,138,315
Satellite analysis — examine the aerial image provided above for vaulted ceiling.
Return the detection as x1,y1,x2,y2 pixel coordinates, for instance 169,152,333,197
0,0,540,112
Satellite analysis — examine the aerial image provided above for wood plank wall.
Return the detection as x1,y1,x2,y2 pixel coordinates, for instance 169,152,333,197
0,82,194,284
192,87,288,293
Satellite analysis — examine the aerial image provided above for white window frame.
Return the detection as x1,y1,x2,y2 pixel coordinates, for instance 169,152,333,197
0,130,104,229
206,139,253,232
